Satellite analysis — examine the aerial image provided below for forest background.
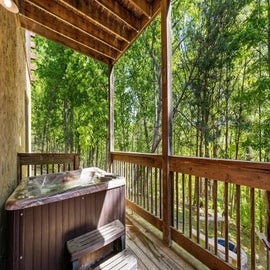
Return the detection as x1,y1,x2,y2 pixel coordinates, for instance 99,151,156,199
32,0,270,169
31,1,270,265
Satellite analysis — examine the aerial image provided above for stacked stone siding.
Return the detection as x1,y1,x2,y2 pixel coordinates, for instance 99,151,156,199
0,7,29,270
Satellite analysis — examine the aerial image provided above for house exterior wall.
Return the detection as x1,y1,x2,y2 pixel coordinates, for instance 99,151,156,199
0,7,30,269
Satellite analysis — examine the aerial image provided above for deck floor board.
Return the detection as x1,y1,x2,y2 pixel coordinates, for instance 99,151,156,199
126,209,208,270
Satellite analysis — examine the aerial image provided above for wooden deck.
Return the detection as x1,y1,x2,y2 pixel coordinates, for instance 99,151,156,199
126,209,208,270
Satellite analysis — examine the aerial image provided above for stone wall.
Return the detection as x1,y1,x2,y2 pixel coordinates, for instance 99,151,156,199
0,6,29,269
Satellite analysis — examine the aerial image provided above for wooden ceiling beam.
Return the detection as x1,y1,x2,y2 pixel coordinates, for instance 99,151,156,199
20,16,111,64
21,1,118,60
59,0,133,43
112,0,161,64
129,0,152,18
24,0,124,52
95,0,141,32
18,0,161,64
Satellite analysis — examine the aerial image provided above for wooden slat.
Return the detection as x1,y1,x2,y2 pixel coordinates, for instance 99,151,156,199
169,156,270,191
111,152,162,168
18,153,79,166
126,200,163,231
182,174,186,233
175,172,179,230
196,177,200,244
20,16,112,64
27,0,124,52
155,168,158,216
93,249,137,270
204,178,209,249
150,167,154,214
236,185,241,269
126,212,198,270
18,0,161,64
110,0,161,62
67,220,125,261
224,182,229,263
250,188,255,269
213,180,218,255
188,175,192,239
21,1,118,59
171,228,234,270
129,0,152,18
96,0,140,31
59,0,132,42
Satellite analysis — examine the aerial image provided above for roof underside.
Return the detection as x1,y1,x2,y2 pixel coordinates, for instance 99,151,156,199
18,0,161,65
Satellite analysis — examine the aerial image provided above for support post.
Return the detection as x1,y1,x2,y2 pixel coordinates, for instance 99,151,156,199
161,0,173,246
107,64,114,172
266,191,270,269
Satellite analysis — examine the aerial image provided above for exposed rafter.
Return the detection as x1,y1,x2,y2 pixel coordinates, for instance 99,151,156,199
18,0,161,64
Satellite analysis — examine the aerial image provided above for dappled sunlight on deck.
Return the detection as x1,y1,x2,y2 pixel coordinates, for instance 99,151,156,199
126,209,207,270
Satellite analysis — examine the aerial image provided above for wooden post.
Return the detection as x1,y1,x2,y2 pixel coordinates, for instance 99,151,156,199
161,0,173,246
107,64,114,172
266,191,270,268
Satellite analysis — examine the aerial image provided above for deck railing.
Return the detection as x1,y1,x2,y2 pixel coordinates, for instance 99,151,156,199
111,152,270,270
17,152,80,182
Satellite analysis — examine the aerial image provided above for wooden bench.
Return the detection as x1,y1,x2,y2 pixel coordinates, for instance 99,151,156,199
67,220,126,270
92,249,137,270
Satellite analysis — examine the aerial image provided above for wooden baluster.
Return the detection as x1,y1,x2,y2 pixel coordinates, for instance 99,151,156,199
127,162,131,201
196,176,200,244
236,184,241,269
132,163,135,202
175,172,179,230
150,167,153,215
182,173,186,234
136,165,140,206
213,180,218,255
224,182,229,263
143,166,146,209
205,178,209,249
159,168,162,219
155,167,158,217
250,188,255,269
188,175,192,239
146,167,150,212
34,164,37,176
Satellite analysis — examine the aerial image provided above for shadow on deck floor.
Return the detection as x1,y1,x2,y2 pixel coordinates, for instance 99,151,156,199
126,209,208,270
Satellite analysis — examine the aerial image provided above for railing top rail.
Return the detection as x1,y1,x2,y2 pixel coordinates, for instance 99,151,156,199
18,153,80,166
170,155,270,169
170,156,270,191
111,151,270,191
111,151,162,168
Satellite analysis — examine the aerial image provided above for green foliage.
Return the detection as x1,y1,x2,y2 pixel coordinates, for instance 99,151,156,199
32,0,270,162
32,36,108,167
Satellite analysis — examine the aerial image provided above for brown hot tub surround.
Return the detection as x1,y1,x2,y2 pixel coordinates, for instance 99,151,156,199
5,167,126,270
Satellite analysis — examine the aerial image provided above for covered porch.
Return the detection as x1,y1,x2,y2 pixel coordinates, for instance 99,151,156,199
1,0,270,269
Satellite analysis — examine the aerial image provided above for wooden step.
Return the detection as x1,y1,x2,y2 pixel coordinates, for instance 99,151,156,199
67,220,125,270
92,249,137,270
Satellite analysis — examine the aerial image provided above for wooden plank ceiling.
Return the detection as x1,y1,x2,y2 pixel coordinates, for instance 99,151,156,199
18,0,161,65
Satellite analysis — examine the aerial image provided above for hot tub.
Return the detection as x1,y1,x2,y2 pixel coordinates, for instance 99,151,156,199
5,167,126,270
